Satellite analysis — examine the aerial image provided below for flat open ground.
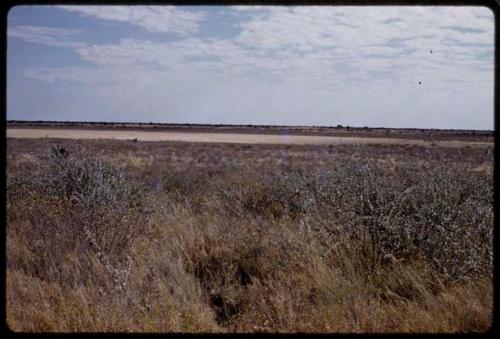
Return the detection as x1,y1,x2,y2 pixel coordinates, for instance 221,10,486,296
6,128,493,148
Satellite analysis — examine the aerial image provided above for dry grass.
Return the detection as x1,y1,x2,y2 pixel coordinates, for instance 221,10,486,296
6,138,493,333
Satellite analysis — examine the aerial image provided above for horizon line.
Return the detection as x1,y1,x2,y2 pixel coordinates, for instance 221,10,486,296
6,120,494,132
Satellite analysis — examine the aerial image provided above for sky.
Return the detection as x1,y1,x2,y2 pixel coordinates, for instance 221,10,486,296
7,5,495,130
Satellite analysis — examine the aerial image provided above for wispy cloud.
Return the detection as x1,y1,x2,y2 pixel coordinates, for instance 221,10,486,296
8,25,85,48
230,5,268,12
57,5,206,34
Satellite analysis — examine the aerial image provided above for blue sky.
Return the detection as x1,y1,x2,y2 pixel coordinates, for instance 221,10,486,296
7,5,494,129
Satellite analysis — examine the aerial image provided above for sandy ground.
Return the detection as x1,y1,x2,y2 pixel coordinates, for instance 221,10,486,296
6,128,493,148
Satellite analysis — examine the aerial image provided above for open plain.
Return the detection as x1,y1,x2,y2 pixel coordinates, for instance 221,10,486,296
6,127,494,148
6,124,494,333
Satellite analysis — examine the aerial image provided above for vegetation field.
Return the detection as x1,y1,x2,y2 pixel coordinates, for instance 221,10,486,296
6,136,493,332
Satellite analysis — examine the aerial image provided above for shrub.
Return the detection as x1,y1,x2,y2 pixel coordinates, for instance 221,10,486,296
8,143,154,294
206,159,492,282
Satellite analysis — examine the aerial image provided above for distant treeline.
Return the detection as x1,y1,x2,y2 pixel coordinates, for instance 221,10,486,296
6,120,493,134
